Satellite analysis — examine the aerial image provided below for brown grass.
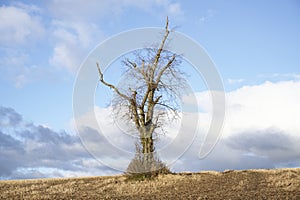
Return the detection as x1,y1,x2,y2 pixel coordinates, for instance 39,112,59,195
1,168,300,199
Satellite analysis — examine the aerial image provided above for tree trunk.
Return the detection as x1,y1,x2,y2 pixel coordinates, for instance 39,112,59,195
140,127,155,173
141,133,154,153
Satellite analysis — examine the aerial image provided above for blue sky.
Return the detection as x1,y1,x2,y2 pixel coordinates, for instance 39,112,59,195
1,0,300,179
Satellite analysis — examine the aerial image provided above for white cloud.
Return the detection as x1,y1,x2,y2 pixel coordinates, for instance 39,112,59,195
1,1,184,86
0,49,28,68
0,4,50,87
49,21,105,72
0,5,45,46
228,78,245,84
48,0,121,21
257,73,300,82
166,3,183,16
0,48,53,88
11,2,42,14
188,80,300,139
50,43,81,73
48,0,183,22
175,79,300,171
72,79,300,172
223,80,300,138
0,106,118,179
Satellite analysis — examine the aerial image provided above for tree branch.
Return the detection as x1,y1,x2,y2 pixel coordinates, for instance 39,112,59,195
141,88,150,110
151,16,170,81
96,62,130,101
155,55,176,85
125,59,137,68
154,95,162,104
155,102,178,113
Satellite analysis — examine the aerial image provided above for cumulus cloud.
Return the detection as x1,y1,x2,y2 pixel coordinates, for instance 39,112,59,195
72,79,300,173
0,48,55,87
0,3,52,87
48,0,183,21
226,129,300,164
228,78,244,84
223,80,300,138
49,20,104,72
1,1,184,86
47,0,183,72
172,79,300,171
0,106,118,179
0,5,45,46
0,107,23,126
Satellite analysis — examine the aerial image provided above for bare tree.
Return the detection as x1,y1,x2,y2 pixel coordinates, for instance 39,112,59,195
96,17,187,176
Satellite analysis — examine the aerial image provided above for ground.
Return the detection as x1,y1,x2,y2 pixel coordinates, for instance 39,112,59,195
1,168,300,199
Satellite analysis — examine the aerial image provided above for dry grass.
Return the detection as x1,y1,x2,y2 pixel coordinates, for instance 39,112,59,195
1,168,300,199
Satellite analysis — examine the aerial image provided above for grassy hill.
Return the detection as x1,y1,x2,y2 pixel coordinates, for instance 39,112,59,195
1,168,300,199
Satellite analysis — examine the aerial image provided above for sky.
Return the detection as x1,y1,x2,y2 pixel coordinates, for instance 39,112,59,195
0,0,300,179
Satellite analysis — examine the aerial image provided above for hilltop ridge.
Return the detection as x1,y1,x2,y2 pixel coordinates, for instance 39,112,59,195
1,168,300,199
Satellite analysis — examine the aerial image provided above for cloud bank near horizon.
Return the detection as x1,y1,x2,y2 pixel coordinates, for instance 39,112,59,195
1,79,300,179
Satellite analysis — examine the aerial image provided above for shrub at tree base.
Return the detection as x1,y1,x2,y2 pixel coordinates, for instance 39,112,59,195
126,152,171,180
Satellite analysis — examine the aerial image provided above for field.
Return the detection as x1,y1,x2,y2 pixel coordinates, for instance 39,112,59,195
1,168,300,199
